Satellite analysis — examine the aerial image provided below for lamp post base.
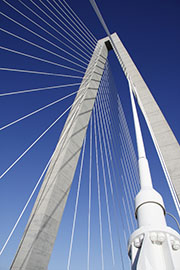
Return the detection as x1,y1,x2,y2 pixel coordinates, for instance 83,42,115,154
128,226,180,270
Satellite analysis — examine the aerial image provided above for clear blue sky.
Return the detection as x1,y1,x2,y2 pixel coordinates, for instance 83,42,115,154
0,0,180,269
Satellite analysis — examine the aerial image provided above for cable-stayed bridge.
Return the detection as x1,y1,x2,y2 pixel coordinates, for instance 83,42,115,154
0,0,180,269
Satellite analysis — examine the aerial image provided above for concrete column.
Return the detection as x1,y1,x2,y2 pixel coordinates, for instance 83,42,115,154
111,33,180,204
10,37,109,270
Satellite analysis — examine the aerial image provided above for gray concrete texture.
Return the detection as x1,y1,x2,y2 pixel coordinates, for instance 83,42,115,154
10,37,109,270
111,33,180,203
11,32,180,269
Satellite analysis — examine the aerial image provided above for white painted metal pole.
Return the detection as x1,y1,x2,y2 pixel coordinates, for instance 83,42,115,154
128,80,146,160
128,78,166,226
128,79,153,189
128,79,180,269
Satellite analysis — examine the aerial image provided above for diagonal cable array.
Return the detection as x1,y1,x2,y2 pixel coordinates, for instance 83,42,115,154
0,1,140,269
0,0,98,264
47,59,139,269
91,60,138,268
69,59,138,269
0,0,98,177
0,52,140,270
0,0,98,96
0,90,79,131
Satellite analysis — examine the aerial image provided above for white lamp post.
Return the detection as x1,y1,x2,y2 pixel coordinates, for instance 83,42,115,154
128,79,180,269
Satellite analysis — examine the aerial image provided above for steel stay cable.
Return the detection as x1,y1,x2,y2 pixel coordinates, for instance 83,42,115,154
119,119,139,194
56,48,101,146
99,66,137,234
90,0,141,222
0,89,87,180
97,80,126,269
67,135,87,270
56,60,105,269
0,46,107,266
105,67,138,197
53,0,97,46
97,83,113,173
117,103,139,194
103,81,136,230
115,92,139,195
0,109,68,180
100,83,136,255
98,75,130,238
60,0,97,43
0,25,97,259
38,0,94,54
18,0,91,63
107,95,137,232
100,112,130,248
0,46,84,74
117,94,139,192
19,83,90,243
30,0,93,57
0,67,83,79
4,81,87,262
98,82,113,161
102,69,121,173
99,74,121,178
122,196,131,235
0,90,79,131
47,73,94,209
45,0,96,51
118,95,139,177
10,86,89,263
0,12,87,69
47,53,99,159
116,89,139,185
0,154,53,256
118,127,138,197
87,116,92,270
105,68,138,202
115,103,138,197
0,93,91,257
3,0,91,64
121,164,136,231
93,107,104,270
0,83,81,97
95,98,115,265
44,84,89,157
117,92,138,176
131,83,180,217
0,28,87,71
97,68,128,257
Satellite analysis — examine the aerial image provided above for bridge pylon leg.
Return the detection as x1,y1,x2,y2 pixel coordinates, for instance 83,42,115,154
10,37,109,270
128,80,180,269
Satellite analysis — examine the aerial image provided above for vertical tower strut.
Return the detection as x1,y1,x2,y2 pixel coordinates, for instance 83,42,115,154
90,0,180,210
10,37,109,270
109,32,180,270
110,32,180,211
128,79,180,269
10,21,180,267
